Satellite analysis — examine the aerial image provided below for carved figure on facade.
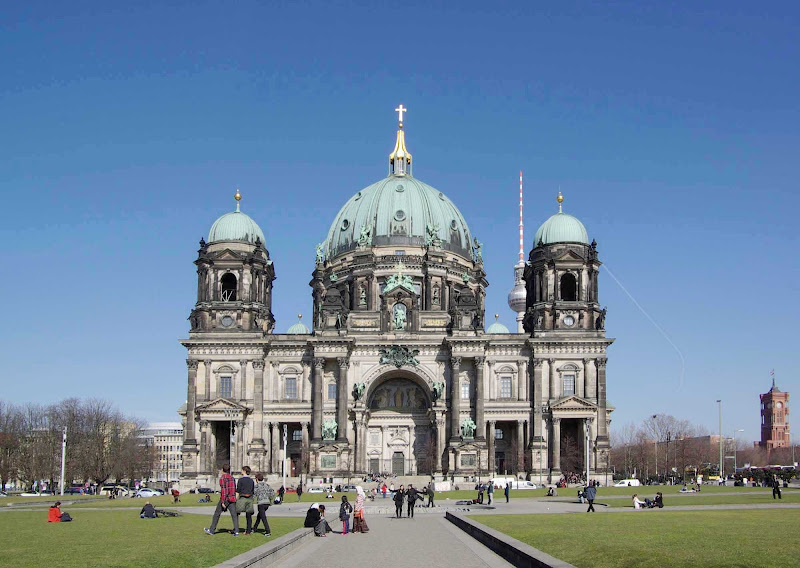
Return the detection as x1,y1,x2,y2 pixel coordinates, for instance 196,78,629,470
425,223,442,248
357,224,373,247
595,307,607,330
352,382,366,401
461,417,477,438
369,379,427,411
322,418,338,440
431,381,444,401
472,237,483,264
379,345,420,368
393,303,407,330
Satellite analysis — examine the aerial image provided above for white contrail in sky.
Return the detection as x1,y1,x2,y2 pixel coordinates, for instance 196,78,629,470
602,264,686,389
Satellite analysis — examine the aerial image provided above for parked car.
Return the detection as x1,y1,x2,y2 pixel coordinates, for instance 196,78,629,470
613,479,641,487
135,488,163,498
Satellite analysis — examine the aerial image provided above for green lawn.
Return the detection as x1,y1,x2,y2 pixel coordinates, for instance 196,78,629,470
473,510,800,568
0,510,303,568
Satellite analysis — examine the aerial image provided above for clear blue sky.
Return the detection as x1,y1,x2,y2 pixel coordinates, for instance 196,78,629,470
1,1,797,445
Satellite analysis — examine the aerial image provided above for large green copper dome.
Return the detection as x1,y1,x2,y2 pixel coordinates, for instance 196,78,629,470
534,211,589,246
325,174,473,260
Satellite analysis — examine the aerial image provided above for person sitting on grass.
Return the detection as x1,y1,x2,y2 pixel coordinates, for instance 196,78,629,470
632,494,647,509
48,501,72,522
140,501,158,519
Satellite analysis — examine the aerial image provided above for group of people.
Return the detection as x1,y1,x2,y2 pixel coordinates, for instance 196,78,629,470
304,486,369,536
203,464,275,537
631,492,664,509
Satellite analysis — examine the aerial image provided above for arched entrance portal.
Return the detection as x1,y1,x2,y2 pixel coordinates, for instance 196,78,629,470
364,374,435,476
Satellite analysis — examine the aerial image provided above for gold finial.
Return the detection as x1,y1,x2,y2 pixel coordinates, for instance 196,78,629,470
234,189,242,212
557,191,563,213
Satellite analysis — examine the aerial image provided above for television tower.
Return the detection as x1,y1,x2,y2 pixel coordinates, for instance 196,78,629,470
507,171,527,332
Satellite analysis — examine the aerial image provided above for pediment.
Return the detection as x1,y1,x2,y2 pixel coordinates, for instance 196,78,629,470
196,398,249,413
551,395,597,411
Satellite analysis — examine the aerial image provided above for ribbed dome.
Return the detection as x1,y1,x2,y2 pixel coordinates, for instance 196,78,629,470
534,212,589,246
487,321,510,334
325,175,473,260
208,211,266,245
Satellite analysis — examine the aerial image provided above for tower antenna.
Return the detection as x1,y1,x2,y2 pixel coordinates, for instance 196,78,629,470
519,170,524,263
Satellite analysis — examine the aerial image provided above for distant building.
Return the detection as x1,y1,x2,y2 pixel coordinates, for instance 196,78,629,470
142,422,184,483
759,378,790,450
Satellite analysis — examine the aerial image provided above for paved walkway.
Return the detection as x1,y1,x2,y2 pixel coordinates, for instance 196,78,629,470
270,511,514,568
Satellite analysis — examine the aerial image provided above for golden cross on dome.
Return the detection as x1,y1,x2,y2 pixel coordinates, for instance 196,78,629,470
395,104,407,126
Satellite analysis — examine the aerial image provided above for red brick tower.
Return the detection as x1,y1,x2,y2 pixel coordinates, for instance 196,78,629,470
759,377,790,450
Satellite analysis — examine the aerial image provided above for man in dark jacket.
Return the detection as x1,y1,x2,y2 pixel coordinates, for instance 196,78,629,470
584,484,597,512
406,484,420,518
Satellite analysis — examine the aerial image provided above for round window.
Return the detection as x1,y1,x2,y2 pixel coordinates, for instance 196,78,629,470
395,210,406,221
341,219,350,231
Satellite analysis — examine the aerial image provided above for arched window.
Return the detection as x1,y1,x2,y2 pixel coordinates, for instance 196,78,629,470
560,273,577,301
221,273,237,301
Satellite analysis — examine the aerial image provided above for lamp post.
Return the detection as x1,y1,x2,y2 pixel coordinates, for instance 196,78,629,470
716,400,723,481
733,429,744,473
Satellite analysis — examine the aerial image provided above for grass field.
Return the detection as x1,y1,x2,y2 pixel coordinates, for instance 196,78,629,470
473,509,800,568
0,509,303,568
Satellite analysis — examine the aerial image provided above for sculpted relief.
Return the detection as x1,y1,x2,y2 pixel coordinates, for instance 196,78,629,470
369,379,428,411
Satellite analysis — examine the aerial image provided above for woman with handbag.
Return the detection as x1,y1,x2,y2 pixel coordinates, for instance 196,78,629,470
352,486,369,533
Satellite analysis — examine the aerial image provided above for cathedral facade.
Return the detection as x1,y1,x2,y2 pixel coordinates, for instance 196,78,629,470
179,111,614,488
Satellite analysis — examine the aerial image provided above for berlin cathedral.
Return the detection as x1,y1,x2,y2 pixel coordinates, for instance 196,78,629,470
179,107,614,488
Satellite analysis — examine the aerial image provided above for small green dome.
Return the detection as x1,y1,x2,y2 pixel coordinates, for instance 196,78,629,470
208,211,266,245
487,321,510,334
324,175,473,260
286,316,310,334
534,212,589,246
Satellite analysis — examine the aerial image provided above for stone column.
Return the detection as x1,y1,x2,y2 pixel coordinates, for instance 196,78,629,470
185,360,199,445
204,360,212,400
487,420,496,474
238,360,247,400
597,358,608,440
552,417,562,472
516,420,525,474
312,358,325,440
252,361,265,445
336,357,349,442
270,422,279,474
531,359,543,440
474,357,485,440
548,358,557,402
436,414,446,474
583,358,596,400
449,356,462,442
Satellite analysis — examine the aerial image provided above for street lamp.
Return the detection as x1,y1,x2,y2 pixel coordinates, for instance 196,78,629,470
733,429,744,472
716,400,723,482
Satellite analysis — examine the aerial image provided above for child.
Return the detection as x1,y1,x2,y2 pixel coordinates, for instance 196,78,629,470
339,495,353,535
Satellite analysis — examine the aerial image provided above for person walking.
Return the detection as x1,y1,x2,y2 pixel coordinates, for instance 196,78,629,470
339,495,353,535
204,463,240,536
427,481,435,508
584,483,597,512
487,481,493,505
406,484,419,518
772,476,782,500
504,481,510,503
252,473,274,537
236,466,255,535
393,484,405,518
352,486,369,533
